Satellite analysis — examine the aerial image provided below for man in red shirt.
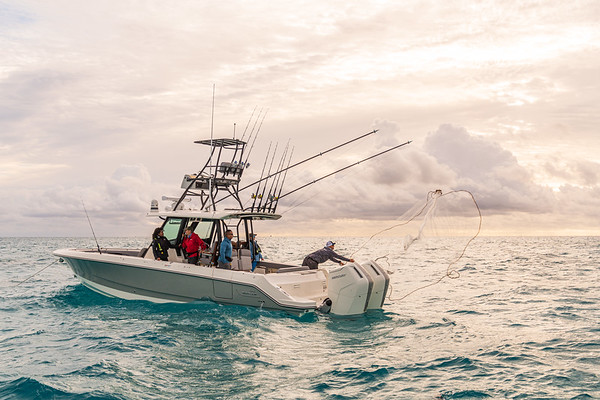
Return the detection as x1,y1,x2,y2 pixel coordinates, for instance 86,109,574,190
181,227,208,265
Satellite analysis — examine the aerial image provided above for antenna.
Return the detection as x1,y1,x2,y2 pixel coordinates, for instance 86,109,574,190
209,84,215,208
210,84,216,139
81,200,102,254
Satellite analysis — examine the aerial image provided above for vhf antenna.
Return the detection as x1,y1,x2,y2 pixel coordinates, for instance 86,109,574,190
208,84,216,210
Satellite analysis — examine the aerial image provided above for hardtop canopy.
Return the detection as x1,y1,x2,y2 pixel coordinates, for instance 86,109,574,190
194,138,246,148
148,209,281,221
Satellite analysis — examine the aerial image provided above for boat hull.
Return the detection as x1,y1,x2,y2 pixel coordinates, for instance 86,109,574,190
54,249,318,314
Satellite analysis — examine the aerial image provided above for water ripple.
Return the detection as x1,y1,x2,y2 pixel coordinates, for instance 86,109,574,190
1,236,600,399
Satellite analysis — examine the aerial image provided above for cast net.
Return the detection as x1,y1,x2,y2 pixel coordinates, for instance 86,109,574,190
352,189,482,301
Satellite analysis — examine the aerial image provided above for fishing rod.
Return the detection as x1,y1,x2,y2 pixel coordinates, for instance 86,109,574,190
213,129,379,207
223,108,258,174
277,140,412,201
269,146,294,213
261,140,290,212
225,126,246,173
265,142,290,211
243,109,268,166
174,119,253,213
244,108,263,154
81,200,102,254
250,141,273,211
239,106,257,142
223,109,263,177
256,142,279,210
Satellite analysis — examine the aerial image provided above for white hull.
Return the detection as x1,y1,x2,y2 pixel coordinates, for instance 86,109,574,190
79,275,182,303
54,248,389,316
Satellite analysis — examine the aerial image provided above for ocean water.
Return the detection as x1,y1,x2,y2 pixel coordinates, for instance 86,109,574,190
1,236,599,399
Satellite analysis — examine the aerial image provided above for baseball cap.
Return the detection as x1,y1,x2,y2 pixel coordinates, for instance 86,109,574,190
326,240,335,247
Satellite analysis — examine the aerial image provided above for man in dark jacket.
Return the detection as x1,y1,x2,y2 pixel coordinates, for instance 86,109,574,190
152,227,170,261
302,241,355,270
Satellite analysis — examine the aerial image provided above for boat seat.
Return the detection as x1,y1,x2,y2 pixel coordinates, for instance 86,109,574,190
138,247,149,258
167,248,183,263
199,241,217,266
237,249,253,271
144,246,154,259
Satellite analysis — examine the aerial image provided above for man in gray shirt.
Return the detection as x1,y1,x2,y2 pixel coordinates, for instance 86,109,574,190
302,241,355,270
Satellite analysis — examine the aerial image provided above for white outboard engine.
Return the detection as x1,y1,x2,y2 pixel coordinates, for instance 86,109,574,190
325,261,390,316
361,261,390,310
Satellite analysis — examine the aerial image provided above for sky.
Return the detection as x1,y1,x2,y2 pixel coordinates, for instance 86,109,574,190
1,0,599,237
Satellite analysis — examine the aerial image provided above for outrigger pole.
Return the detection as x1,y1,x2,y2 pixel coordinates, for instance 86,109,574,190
213,129,379,207
262,140,412,211
240,129,378,193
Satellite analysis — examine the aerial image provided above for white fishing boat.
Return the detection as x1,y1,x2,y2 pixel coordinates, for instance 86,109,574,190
55,131,410,316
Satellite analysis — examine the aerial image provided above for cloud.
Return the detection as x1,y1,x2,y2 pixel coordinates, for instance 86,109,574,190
22,166,148,215
555,184,600,220
423,124,556,214
104,164,153,212
1,1,599,236
0,70,76,140
1,164,160,236
276,120,599,234
266,121,599,236
543,157,600,187
425,124,516,179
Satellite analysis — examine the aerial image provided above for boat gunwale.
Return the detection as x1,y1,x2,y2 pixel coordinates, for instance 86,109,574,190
54,248,320,310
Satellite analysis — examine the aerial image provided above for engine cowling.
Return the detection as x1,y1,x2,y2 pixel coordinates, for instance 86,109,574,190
325,261,389,316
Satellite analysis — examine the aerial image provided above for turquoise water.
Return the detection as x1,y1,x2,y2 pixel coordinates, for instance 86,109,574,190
1,236,599,399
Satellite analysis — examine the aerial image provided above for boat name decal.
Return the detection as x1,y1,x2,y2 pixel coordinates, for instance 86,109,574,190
331,273,346,280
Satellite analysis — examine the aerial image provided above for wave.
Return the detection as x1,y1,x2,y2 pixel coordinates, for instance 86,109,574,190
312,365,396,393
0,377,126,400
45,284,320,323
438,389,491,399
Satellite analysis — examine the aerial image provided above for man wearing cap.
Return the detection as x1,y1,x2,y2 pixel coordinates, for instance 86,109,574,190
249,233,264,271
181,227,208,265
301,241,355,270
